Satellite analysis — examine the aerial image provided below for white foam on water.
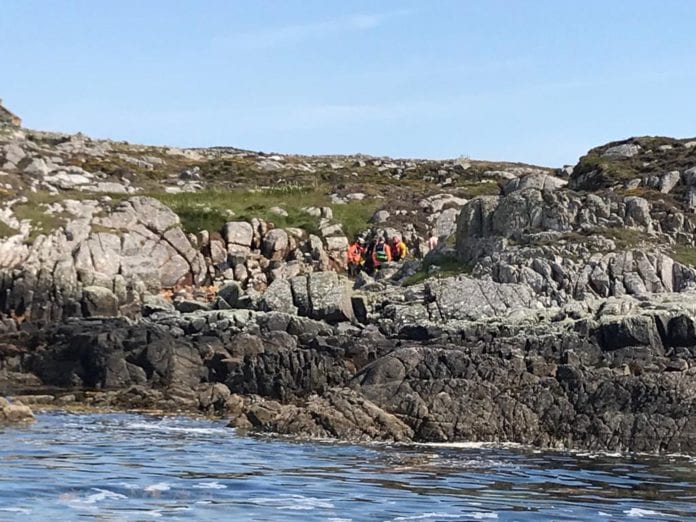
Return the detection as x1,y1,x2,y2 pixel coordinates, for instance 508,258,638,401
0,508,32,514
192,481,227,490
63,488,128,507
249,494,334,510
624,508,666,518
394,513,463,521
328,518,352,522
471,514,498,520
144,482,172,493
117,481,140,489
416,441,523,450
598,512,613,518
126,422,227,436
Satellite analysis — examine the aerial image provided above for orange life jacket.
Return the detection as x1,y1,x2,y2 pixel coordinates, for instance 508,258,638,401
347,243,363,264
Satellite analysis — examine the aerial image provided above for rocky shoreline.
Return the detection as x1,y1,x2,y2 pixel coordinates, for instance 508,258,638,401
2,125,696,452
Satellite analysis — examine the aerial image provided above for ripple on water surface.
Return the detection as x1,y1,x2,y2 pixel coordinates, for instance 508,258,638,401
0,411,695,521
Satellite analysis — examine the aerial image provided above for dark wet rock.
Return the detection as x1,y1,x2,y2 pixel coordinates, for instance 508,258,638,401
226,388,413,442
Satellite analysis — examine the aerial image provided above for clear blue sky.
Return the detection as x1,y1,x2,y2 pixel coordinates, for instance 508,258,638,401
2,1,695,166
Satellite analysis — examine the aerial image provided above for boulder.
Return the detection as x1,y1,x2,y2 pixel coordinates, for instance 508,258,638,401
432,208,460,237
24,157,51,176
142,294,175,316
597,315,663,352
624,196,652,230
602,143,640,158
259,278,298,315
223,221,254,249
370,210,390,224
660,171,680,193
419,194,468,213
262,229,289,261
426,276,537,321
503,173,567,194
306,272,354,323
218,281,243,308
4,143,26,166
0,397,35,424
82,286,119,317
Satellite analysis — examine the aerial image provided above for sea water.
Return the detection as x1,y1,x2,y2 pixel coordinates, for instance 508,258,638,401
1,411,695,521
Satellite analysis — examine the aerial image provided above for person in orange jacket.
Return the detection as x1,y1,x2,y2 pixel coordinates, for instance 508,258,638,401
346,239,365,277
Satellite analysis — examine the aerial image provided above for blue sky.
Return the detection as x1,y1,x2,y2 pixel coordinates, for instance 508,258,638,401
2,0,695,166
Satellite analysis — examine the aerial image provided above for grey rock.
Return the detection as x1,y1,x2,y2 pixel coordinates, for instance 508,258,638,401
624,196,652,230
223,221,254,248
602,143,640,158
262,229,289,261
218,281,242,308
370,210,390,224
307,272,354,323
82,286,119,317
142,294,175,316
419,194,468,213
0,397,35,424
260,278,298,315
174,299,209,313
24,157,51,176
503,173,567,194
659,171,680,193
4,143,25,165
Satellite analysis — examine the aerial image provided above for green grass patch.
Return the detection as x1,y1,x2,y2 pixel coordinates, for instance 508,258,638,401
13,203,68,242
458,180,500,198
672,245,696,267
151,185,383,238
572,154,638,189
0,220,18,238
595,227,650,250
331,200,380,240
151,186,327,235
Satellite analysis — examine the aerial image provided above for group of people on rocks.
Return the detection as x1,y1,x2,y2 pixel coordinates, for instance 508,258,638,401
346,234,409,277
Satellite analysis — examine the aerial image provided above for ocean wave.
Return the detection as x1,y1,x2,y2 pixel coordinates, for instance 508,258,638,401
144,482,172,493
61,488,128,506
0,507,32,514
192,481,227,490
393,513,467,521
249,494,334,510
624,508,668,518
125,422,227,435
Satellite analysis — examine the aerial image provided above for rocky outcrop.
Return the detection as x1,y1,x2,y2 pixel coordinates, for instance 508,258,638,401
3,290,696,451
454,186,696,305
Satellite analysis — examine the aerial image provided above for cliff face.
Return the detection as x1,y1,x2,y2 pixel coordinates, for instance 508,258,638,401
2,123,696,453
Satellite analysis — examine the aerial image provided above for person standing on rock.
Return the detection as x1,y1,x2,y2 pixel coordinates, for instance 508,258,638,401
347,239,365,277
391,236,408,262
427,235,438,251
372,237,392,270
